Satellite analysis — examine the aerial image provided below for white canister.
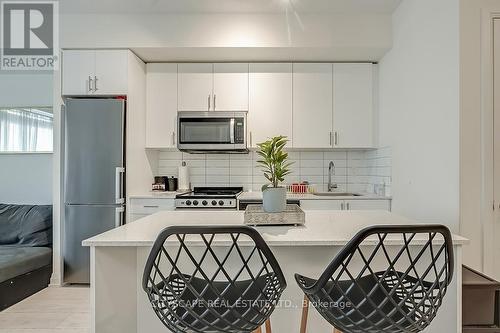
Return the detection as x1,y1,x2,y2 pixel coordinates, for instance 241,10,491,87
178,161,190,191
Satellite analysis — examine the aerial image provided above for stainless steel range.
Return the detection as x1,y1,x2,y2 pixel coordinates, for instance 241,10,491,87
175,187,243,209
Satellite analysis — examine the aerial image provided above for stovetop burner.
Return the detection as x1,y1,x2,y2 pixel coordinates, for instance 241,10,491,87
175,187,243,209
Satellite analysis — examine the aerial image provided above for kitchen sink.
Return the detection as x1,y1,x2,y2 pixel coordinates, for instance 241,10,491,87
313,192,362,197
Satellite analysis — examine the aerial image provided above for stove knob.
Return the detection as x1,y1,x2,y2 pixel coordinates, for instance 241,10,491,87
202,200,208,206
211,200,217,206
219,200,224,206
186,200,192,206
193,200,199,206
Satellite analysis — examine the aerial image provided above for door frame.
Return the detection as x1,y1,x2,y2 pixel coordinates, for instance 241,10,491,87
479,11,500,278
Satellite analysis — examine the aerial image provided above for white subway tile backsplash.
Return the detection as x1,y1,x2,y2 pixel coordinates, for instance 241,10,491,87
154,147,392,194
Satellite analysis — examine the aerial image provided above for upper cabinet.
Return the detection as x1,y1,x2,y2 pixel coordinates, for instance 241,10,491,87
178,63,249,111
62,50,128,96
248,63,292,148
292,63,333,148
213,63,249,111
333,63,374,148
177,63,213,111
146,63,178,148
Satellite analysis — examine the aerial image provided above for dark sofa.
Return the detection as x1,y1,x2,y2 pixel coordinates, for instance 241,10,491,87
0,204,53,310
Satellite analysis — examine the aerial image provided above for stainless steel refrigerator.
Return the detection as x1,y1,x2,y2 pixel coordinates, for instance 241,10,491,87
63,98,125,284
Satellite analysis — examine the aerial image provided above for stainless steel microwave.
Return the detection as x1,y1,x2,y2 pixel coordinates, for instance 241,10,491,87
177,112,248,153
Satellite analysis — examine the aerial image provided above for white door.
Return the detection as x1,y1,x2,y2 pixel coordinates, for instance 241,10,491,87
292,63,333,148
333,63,374,148
62,50,95,95
248,63,292,147
213,63,249,111
345,200,391,211
94,50,128,95
146,63,178,148
178,63,213,111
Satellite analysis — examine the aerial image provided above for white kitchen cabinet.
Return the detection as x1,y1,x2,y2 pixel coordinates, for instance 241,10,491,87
300,200,343,210
345,199,391,211
292,63,333,148
62,50,128,95
300,199,390,211
129,198,175,222
62,50,95,95
93,50,128,95
146,63,178,148
333,63,374,148
178,63,213,111
213,63,249,111
248,63,292,147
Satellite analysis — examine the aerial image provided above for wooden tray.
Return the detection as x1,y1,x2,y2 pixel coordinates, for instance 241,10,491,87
244,204,305,226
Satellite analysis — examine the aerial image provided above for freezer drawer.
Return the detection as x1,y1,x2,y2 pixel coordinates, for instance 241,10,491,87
64,205,123,284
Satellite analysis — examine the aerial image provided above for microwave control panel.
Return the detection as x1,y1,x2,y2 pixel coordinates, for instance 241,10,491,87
234,118,245,144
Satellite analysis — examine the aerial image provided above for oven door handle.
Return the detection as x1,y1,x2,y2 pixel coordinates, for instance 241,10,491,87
230,118,235,144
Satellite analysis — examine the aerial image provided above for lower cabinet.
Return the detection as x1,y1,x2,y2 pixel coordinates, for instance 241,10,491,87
128,198,175,222
300,199,391,211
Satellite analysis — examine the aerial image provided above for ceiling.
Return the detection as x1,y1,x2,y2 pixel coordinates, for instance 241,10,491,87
59,0,402,15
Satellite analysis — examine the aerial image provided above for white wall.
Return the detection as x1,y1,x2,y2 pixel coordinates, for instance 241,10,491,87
0,71,53,205
0,154,52,204
378,0,460,231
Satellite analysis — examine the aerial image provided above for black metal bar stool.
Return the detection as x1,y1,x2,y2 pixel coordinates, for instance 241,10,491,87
142,225,287,333
295,225,454,333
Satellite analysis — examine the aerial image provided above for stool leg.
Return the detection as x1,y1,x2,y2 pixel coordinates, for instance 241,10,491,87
265,319,272,333
300,295,309,333
253,326,262,333
333,328,343,333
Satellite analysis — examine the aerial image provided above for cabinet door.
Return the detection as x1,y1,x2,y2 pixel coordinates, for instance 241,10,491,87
94,50,128,95
213,63,249,111
333,63,373,148
146,63,178,148
248,63,292,147
300,200,343,210
178,63,213,111
62,50,95,95
345,199,391,211
293,63,333,148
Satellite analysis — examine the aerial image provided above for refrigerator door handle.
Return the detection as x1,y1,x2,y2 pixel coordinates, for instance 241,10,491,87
115,167,125,204
115,206,125,227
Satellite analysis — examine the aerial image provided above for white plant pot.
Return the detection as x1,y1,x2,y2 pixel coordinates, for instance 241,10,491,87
262,187,287,213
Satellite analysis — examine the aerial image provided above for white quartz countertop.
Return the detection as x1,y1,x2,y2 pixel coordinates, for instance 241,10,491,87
129,191,391,200
237,191,391,201
83,210,467,247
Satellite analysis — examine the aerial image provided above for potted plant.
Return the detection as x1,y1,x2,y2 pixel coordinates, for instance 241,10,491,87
257,135,293,213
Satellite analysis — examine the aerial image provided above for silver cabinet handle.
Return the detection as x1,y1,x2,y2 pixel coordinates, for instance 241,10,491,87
329,132,333,146
335,131,339,146
346,202,350,210
94,75,98,91
115,206,124,227
171,131,176,146
213,94,216,110
143,205,159,208
88,76,93,93
249,131,252,147
341,202,344,210
208,95,211,110
115,167,125,204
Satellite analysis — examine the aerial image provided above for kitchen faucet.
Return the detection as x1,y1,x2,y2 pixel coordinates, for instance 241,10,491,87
328,161,338,192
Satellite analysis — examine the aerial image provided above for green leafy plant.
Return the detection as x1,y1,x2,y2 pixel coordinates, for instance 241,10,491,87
256,135,294,190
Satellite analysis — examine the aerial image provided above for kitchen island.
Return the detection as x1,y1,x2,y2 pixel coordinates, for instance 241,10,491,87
83,210,467,333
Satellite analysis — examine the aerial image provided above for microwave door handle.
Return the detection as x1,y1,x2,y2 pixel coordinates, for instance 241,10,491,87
230,118,235,144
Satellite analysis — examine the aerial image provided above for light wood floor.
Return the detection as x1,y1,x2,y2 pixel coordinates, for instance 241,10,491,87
0,286,90,333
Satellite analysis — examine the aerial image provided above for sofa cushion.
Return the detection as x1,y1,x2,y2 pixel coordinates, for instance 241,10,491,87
0,204,52,246
0,247,52,283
